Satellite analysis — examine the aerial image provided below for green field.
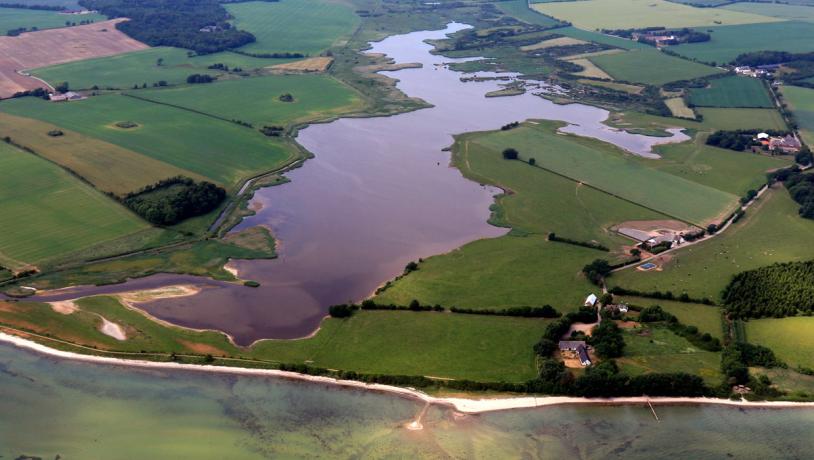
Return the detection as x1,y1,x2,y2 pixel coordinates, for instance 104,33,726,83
781,85,814,147
226,0,360,56
531,0,778,29
611,187,814,301
745,317,814,369
696,107,787,131
689,76,774,108
723,3,814,23
618,325,722,383
137,75,364,127
31,47,283,90
669,22,814,65
469,121,738,225
497,0,561,27
0,8,105,35
619,297,723,339
590,49,723,86
0,95,296,189
0,142,146,267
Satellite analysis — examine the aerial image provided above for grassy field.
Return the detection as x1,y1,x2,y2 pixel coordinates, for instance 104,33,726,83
137,75,364,127
618,325,722,383
780,85,814,146
0,95,296,189
226,0,360,56
0,112,200,195
253,311,548,381
558,26,651,50
688,76,774,108
611,187,814,301
31,47,285,90
531,0,777,29
745,317,814,369
468,121,738,225
665,97,695,119
669,22,814,65
590,49,723,86
577,79,643,94
619,297,723,339
0,141,146,267
723,2,814,22
569,58,613,79
0,8,105,35
695,108,787,131
496,0,562,27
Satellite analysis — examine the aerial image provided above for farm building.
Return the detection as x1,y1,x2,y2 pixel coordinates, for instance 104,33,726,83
49,91,83,102
576,344,591,366
584,294,598,307
559,341,592,367
769,135,802,154
559,340,586,352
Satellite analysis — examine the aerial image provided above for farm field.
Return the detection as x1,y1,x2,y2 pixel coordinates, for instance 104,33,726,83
665,97,694,119
252,310,549,382
558,26,651,50
0,19,147,97
568,58,612,79
695,108,787,131
618,326,722,384
0,141,146,268
0,112,200,195
722,3,814,22
780,85,814,146
0,95,295,189
531,0,778,30
611,188,814,301
468,121,738,225
688,76,774,108
668,22,814,64
745,317,814,369
589,49,723,86
619,297,723,339
226,0,360,56
0,8,105,35
30,47,282,90
137,75,364,127
496,0,562,27
577,79,643,94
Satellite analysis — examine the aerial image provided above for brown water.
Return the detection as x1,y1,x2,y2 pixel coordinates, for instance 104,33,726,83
19,24,689,345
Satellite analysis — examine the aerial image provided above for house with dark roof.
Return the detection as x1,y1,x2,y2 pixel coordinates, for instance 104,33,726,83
576,344,592,367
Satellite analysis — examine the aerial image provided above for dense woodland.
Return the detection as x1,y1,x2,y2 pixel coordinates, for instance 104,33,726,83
79,0,256,54
770,167,814,218
723,260,814,318
122,176,226,225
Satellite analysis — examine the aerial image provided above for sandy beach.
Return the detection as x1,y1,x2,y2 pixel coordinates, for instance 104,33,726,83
2,331,814,415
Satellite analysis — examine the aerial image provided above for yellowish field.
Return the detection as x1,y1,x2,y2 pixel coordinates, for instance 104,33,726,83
568,58,613,79
579,79,644,94
665,97,695,119
532,0,781,30
562,49,625,60
519,36,587,51
268,57,334,73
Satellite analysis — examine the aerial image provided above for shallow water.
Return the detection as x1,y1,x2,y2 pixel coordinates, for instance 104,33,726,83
1,342,812,459
17,24,689,345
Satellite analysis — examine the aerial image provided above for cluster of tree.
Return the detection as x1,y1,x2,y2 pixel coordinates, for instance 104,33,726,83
609,286,715,305
450,305,560,318
46,129,63,137
548,233,609,252
638,305,722,351
501,147,519,160
797,149,813,166
778,169,814,219
705,130,756,151
328,300,446,318
588,321,625,358
231,50,305,59
582,259,611,285
278,93,294,102
11,87,49,99
122,176,226,226
186,74,215,84
7,26,35,36
721,342,782,386
601,26,709,45
80,0,255,54
500,121,519,131
741,189,759,205
533,316,575,357
733,50,811,67
722,260,814,318
259,125,284,137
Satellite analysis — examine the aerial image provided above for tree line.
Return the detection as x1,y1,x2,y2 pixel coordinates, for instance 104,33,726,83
122,176,226,226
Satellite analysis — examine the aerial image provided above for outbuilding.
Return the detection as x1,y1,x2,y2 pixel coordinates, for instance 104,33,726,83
584,294,598,307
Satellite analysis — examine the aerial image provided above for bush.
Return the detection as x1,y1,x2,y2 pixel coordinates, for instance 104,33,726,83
502,148,519,160
187,74,215,84
582,259,611,285
46,130,63,137
328,304,356,318
588,321,625,358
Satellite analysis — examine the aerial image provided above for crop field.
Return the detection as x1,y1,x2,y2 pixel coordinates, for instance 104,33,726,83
618,326,722,383
226,0,360,56
649,134,790,197
619,297,723,339
0,141,146,267
668,22,814,64
0,112,199,195
0,95,295,189
558,26,651,50
688,76,774,108
520,36,587,51
0,19,147,97
252,311,549,382
665,97,695,119
589,49,724,86
531,0,778,30
568,58,613,79
0,8,105,36
137,75,364,127
722,3,814,23
780,85,814,146
611,188,814,301
695,108,787,131
746,317,814,369
577,79,643,94
469,121,738,225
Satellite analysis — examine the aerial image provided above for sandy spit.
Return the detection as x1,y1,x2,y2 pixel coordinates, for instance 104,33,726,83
2,332,814,413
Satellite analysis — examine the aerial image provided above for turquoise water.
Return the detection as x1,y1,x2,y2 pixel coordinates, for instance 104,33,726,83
1,343,813,459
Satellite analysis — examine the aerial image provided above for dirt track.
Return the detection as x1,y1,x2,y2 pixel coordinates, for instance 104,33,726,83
0,18,147,98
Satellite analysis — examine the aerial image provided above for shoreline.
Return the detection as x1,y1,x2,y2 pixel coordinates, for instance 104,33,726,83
2,331,813,415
